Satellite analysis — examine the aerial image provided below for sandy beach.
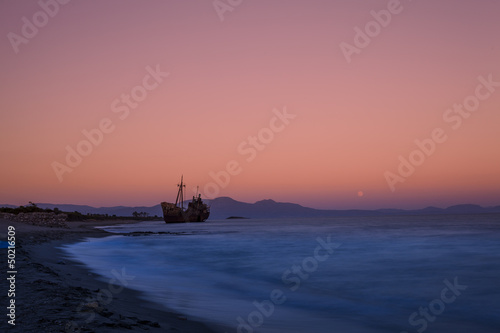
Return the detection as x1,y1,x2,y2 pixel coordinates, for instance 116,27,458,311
0,219,221,333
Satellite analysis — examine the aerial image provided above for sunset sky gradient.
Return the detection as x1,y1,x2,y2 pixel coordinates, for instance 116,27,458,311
1,0,499,209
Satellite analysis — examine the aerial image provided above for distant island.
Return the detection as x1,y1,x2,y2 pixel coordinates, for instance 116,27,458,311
1,198,499,220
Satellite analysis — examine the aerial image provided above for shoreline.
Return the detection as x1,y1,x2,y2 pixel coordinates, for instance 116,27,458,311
1,219,224,332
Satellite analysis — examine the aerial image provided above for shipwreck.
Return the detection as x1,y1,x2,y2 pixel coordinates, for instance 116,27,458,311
161,176,210,223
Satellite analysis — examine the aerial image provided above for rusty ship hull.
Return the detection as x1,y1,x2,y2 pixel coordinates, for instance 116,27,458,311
161,201,210,223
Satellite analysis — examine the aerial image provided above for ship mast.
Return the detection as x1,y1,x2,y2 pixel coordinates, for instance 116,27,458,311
175,175,185,209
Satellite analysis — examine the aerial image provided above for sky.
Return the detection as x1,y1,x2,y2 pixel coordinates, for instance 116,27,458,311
0,0,499,210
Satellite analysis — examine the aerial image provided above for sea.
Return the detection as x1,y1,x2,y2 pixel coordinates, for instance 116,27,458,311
61,214,500,333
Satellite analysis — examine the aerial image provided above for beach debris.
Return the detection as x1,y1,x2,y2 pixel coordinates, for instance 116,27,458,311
82,301,105,314
84,301,99,309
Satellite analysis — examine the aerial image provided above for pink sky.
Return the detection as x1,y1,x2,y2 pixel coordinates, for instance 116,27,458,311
1,0,499,209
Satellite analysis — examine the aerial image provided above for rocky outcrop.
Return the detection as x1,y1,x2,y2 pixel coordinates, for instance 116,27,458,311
0,212,68,228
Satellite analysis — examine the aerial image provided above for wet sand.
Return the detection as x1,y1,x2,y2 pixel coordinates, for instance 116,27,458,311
0,219,223,332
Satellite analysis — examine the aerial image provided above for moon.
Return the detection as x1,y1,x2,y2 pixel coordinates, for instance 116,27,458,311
357,191,364,197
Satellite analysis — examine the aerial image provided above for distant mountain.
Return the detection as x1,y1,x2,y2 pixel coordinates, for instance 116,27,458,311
0,204,17,209
208,198,500,219
1,199,499,220
444,204,487,214
205,197,323,219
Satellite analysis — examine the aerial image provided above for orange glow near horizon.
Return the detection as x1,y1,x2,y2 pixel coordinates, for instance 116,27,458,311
1,1,499,210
